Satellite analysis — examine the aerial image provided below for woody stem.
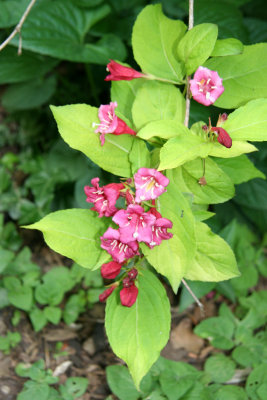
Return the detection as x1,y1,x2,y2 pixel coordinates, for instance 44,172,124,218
184,0,194,128
181,279,205,315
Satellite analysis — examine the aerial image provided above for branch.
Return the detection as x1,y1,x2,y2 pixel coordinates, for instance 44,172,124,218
182,279,205,316
184,0,194,127
0,0,37,54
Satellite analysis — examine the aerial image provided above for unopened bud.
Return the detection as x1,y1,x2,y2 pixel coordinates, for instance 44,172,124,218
202,125,208,131
120,285,138,307
122,277,134,288
128,268,138,280
99,285,116,303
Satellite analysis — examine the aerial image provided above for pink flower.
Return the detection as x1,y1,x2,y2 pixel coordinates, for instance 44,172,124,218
211,127,232,148
147,208,173,248
84,178,124,217
134,168,169,203
99,284,117,303
101,261,123,279
190,67,224,106
93,102,136,146
112,204,156,243
105,60,146,81
120,284,138,307
100,228,139,263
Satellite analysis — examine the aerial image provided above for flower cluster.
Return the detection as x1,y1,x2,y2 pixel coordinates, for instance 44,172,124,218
85,168,173,307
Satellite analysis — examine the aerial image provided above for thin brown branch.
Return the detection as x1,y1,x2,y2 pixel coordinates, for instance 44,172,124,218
0,0,37,54
182,279,205,316
184,0,194,127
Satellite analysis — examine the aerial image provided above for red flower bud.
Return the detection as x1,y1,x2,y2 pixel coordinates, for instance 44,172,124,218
113,117,136,136
202,124,208,131
128,268,138,280
125,190,135,205
120,284,138,307
122,276,134,288
105,60,146,82
101,261,122,279
99,285,116,303
211,127,232,148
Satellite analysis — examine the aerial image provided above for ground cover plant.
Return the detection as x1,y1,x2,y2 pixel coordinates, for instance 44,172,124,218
1,0,267,399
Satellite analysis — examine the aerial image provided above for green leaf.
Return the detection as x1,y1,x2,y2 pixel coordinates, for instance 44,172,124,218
159,131,213,171
43,307,62,325
2,76,57,111
204,354,236,383
17,381,50,400
184,221,239,282
222,99,267,142
213,385,248,400
105,269,171,389
159,370,195,400
211,38,243,57
205,44,267,109
0,47,58,84
35,281,64,306
24,209,110,269
0,0,29,28
132,81,185,130
141,179,196,292
214,155,265,184
63,291,86,325
246,364,267,400
194,316,235,350
132,4,186,83
138,120,188,143
106,365,140,400
29,309,47,332
129,138,150,174
208,140,257,158
8,285,33,312
0,247,14,273
111,79,145,122
175,157,235,204
194,0,248,42
60,377,88,399
232,345,260,368
10,1,126,64
51,104,134,177
177,23,218,75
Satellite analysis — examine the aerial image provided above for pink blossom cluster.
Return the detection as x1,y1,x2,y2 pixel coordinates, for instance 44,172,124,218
84,168,173,307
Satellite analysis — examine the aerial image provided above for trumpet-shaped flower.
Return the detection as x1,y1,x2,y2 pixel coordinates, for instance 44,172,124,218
84,178,124,217
105,60,146,81
190,67,224,106
93,102,136,145
147,208,173,248
112,204,156,243
134,168,169,203
100,228,139,263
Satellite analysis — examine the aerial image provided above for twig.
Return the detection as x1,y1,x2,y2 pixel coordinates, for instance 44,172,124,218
184,0,194,127
0,0,37,54
182,279,205,316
